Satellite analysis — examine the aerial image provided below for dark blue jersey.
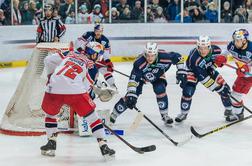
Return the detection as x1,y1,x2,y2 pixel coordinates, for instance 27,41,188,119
127,50,182,93
227,40,252,64
186,45,222,82
81,31,111,60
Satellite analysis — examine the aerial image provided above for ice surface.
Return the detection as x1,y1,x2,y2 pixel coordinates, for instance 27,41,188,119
1,63,252,166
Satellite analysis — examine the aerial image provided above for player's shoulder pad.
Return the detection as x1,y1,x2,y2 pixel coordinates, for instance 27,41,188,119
227,41,234,51
134,54,146,69
82,31,94,38
158,50,181,64
188,48,205,68
101,35,110,48
211,45,222,54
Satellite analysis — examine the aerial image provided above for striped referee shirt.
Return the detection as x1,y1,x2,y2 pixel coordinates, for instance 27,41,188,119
36,17,66,43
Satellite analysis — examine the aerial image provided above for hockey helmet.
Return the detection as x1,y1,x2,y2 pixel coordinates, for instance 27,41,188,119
197,35,211,49
232,29,249,41
85,42,104,61
44,4,54,12
94,23,104,32
144,42,158,57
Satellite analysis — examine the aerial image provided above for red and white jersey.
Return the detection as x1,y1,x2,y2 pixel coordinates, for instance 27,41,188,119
44,51,94,94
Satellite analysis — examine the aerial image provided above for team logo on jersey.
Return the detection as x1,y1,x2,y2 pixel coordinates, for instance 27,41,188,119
101,41,107,46
152,68,159,74
145,72,155,81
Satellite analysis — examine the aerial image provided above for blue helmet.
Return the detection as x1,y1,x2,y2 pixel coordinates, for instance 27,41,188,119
94,24,104,31
232,29,249,40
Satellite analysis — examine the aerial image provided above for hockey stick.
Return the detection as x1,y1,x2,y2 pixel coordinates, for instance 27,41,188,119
134,107,192,146
191,100,252,138
95,61,131,78
224,63,252,77
103,123,156,154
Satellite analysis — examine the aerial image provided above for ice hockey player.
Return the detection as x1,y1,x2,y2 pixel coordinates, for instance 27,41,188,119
40,42,115,159
109,42,183,126
175,35,233,123
214,29,252,122
76,24,117,92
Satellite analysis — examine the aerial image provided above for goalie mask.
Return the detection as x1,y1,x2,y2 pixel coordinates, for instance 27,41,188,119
85,42,104,62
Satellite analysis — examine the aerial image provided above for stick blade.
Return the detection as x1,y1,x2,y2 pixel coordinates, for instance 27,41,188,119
190,126,203,138
140,145,156,153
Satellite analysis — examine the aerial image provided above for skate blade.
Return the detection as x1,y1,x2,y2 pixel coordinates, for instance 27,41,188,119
103,154,115,161
164,123,173,128
41,150,55,157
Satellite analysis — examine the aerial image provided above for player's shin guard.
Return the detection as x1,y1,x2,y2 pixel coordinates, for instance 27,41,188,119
85,111,115,158
156,93,173,125
226,91,244,122
109,98,127,124
45,115,58,139
175,95,192,123
220,94,232,116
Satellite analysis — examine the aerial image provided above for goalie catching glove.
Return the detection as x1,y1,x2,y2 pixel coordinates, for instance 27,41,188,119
92,81,118,102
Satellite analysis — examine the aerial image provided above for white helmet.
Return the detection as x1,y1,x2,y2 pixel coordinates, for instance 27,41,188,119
197,35,211,49
144,42,158,57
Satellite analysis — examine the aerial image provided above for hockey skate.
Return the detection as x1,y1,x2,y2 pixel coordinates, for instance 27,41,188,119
226,112,244,122
161,114,173,126
224,109,232,116
40,139,56,157
175,113,188,123
98,139,115,160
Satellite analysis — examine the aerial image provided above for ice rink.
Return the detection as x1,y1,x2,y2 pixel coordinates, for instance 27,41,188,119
1,63,252,166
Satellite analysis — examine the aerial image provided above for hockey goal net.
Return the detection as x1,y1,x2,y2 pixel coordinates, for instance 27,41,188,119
0,43,73,136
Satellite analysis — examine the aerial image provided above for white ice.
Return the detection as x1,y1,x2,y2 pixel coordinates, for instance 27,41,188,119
1,63,252,166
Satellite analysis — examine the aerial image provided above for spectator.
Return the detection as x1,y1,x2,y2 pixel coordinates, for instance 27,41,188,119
116,0,130,18
151,0,161,14
29,1,37,18
1,0,10,24
59,0,75,22
131,0,144,22
205,1,218,23
111,7,120,22
233,6,248,23
221,1,232,23
21,1,33,25
147,5,154,22
65,10,75,24
175,9,192,23
165,0,180,21
78,0,91,13
93,0,108,17
0,9,6,25
12,0,21,25
53,9,60,18
77,4,90,24
184,0,199,9
89,4,104,23
54,0,61,12
191,7,204,22
154,6,167,23
119,4,131,21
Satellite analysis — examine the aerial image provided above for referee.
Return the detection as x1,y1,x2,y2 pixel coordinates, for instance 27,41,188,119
36,4,66,43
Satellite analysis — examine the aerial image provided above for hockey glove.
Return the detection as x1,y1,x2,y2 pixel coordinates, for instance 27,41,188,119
125,93,138,109
176,69,187,88
214,55,227,67
215,83,231,97
105,59,114,72
236,64,250,77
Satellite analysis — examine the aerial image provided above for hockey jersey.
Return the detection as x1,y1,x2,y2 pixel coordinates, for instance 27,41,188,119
127,50,182,92
80,31,111,60
44,51,96,94
186,45,222,82
227,40,252,65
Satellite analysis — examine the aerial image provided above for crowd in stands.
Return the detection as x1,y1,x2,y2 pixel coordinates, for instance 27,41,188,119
0,0,252,26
